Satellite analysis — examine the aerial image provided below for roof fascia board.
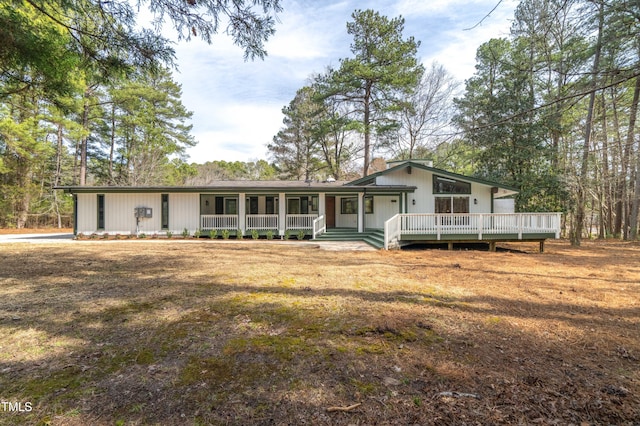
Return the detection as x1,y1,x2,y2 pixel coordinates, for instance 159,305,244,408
346,161,520,193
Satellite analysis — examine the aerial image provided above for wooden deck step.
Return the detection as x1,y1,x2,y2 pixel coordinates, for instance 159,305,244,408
315,228,385,249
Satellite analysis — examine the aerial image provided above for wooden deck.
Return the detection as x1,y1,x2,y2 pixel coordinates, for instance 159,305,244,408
384,213,561,250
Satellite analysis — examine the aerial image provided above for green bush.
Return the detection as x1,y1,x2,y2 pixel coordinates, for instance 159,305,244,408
236,228,243,239
194,229,201,238
297,230,305,240
208,229,218,239
221,229,230,239
182,228,190,238
138,233,147,239
251,229,259,239
266,230,274,240
166,231,173,238
283,229,291,240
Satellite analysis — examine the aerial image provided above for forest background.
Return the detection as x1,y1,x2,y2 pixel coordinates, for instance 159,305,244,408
1,0,639,245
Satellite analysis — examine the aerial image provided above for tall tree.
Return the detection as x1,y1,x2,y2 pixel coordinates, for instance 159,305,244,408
328,9,423,176
394,62,458,159
107,67,195,186
268,87,323,180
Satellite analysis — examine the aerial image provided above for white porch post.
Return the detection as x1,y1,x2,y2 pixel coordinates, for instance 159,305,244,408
318,193,326,217
278,192,286,236
357,192,364,233
238,193,246,234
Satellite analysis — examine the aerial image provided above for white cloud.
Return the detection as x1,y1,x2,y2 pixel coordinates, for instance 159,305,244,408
163,0,520,164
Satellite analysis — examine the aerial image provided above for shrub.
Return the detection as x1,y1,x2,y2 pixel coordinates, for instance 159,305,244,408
266,229,274,240
194,229,201,238
102,233,109,239
251,229,259,239
208,229,218,239
221,229,230,239
236,228,243,239
138,233,147,239
166,231,173,238
182,228,190,238
297,230,306,240
283,229,291,240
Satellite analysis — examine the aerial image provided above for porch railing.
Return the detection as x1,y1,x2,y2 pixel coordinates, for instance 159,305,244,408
246,214,278,230
384,214,402,250
385,213,561,249
200,214,238,230
312,215,326,239
287,214,317,230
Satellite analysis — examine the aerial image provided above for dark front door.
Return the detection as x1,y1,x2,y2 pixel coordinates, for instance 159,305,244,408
326,196,336,228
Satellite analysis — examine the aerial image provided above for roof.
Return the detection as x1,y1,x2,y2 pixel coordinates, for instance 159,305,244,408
347,160,520,196
56,180,417,194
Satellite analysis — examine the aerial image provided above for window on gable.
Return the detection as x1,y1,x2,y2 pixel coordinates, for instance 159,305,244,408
433,175,471,194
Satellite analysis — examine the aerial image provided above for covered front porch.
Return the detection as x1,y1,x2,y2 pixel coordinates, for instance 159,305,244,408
199,192,321,236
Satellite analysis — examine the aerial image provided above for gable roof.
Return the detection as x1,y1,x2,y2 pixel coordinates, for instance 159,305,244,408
346,160,519,195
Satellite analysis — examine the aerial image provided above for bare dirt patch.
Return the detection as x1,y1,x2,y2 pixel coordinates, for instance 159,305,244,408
0,240,638,425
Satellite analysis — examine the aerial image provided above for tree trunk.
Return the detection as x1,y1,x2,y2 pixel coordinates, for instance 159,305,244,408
363,83,372,176
572,2,604,246
80,95,89,186
54,123,64,228
109,103,116,185
627,75,640,239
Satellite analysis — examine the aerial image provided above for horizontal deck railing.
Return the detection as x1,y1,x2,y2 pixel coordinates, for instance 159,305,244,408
200,214,238,230
286,214,317,230
385,213,561,249
246,214,278,230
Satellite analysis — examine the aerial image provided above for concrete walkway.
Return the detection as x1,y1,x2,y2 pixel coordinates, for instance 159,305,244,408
0,233,75,243
0,233,376,251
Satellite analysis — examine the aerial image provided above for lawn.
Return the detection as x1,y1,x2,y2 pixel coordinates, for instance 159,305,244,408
0,240,638,425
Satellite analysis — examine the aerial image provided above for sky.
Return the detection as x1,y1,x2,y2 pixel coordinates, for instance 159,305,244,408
156,0,518,164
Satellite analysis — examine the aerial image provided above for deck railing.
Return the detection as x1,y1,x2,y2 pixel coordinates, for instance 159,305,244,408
385,213,561,249
286,214,317,230
384,214,402,250
246,214,278,230
312,215,326,239
200,214,238,230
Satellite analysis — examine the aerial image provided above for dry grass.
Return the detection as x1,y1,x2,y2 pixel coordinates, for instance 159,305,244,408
0,239,638,425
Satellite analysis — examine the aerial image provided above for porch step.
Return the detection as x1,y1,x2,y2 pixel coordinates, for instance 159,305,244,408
314,228,385,249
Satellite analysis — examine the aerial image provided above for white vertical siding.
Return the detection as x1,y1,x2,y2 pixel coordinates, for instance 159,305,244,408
376,167,495,214
365,195,400,229
168,193,199,233
104,193,161,234
76,193,97,234
76,192,199,234
335,196,358,228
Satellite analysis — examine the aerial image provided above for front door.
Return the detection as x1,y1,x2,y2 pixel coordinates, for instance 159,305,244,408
326,196,336,228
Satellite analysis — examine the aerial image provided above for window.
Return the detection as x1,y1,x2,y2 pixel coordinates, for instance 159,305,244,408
161,194,169,229
364,196,374,214
435,196,469,214
248,197,258,214
340,196,372,214
341,197,357,214
300,197,309,214
311,196,318,212
97,194,105,230
225,198,237,215
287,198,300,214
287,197,312,214
266,196,276,214
433,175,471,194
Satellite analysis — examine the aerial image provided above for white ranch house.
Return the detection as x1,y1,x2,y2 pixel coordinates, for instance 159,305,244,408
60,160,561,250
